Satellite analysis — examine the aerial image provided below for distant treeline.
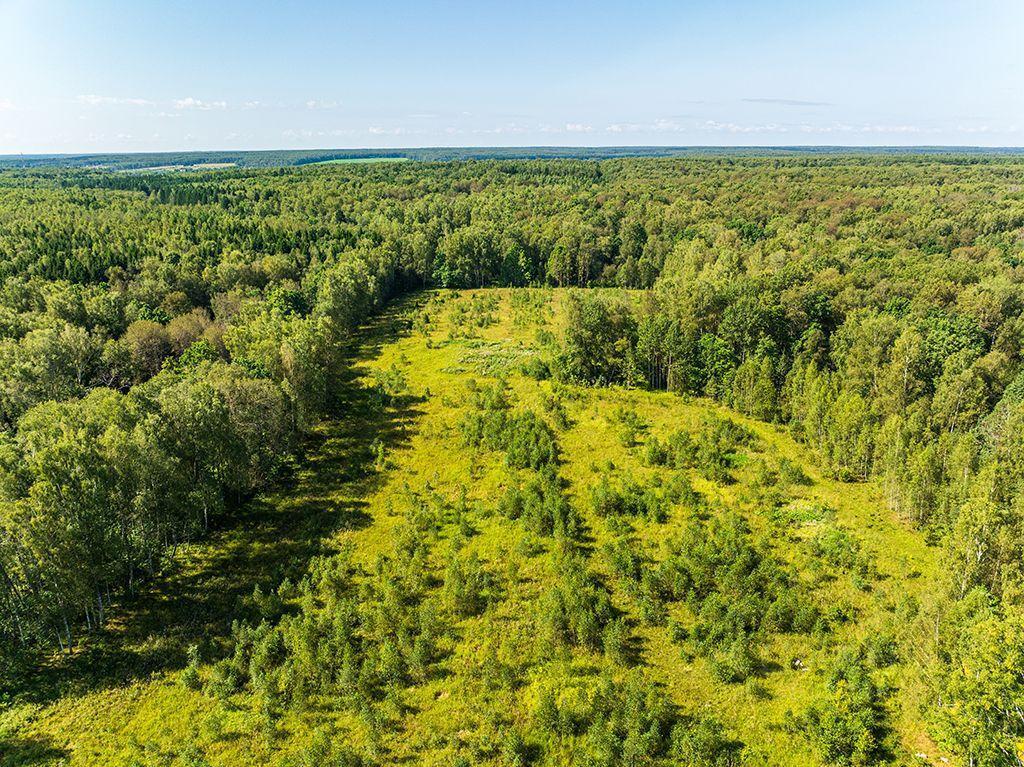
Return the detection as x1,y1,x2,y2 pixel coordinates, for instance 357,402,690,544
4,145,1024,171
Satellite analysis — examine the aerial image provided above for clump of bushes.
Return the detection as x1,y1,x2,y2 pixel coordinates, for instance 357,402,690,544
533,670,743,766
808,526,877,589
460,381,559,469
791,646,890,767
540,553,616,653
499,467,581,540
660,513,823,680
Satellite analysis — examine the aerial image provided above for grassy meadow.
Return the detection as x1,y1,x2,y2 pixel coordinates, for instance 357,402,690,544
308,157,410,165
1,289,940,767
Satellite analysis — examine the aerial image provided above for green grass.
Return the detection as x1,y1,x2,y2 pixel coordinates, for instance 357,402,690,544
308,157,410,165
0,289,941,766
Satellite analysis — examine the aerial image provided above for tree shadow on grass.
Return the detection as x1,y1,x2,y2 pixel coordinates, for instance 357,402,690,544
0,735,68,767
4,295,426,706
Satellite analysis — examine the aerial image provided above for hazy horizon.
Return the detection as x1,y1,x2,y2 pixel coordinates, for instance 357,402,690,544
5,144,1024,160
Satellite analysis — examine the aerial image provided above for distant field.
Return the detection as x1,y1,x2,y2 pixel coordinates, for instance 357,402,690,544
119,162,238,173
309,156,410,165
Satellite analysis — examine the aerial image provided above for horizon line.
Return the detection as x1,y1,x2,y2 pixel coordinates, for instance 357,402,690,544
4,144,1024,159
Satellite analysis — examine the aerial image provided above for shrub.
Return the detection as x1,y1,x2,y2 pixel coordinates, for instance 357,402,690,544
644,437,669,466
521,356,551,380
500,468,580,540
445,551,492,617
181,643,202,691
602,618,631,666
794,648,889,767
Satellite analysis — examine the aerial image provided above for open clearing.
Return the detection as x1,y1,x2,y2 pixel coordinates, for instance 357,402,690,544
1,289,939,767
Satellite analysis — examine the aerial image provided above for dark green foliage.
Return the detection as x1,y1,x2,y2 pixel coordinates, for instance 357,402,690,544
501,731,531,767
181,643,202,691
692,417,755,484
670,716,744,767
499,467,580,540
603,538,668,626
460,382,559,470
558,293,637,385
541,554,615,652
612,406,647,447
292,730,365,767
643,437,669,466
793,647,890,767
709,637,759,684
444,550,493,617
601,618,631,666
808,527,877,588
540,392,571,431
535,671,684,765
589,475,666,523
661,514,820,667
505,411,559,470
520,356,551,380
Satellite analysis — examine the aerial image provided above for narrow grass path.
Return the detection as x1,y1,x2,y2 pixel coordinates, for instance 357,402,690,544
0,296,426,766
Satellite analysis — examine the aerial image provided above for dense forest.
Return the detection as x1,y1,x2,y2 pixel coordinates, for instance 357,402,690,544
2,155,1024,766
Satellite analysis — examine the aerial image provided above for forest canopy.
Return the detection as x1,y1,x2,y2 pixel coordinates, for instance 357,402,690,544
2,155,1024,766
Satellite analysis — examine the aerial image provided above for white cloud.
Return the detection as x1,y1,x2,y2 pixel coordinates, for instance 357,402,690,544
283,128,359,138
0,99,15,111
306,99,339,109
243,100,263,109
703,120,785,133
794,123,929,135
956,124,1020,134
743,98,832,107
77,94,153,107
606,119,686,133
368,125,408,135
565,123,593,133
472,123,528,135
603,117,936,137
174,97,227,110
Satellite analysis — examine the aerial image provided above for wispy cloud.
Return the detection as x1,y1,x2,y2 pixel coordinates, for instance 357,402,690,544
305,99,339,109
606,118,686,133
703,120,785,133
743,98,833,107
174,97,227,110
472,123,528,135
77,94,153,107
602,117,933,136
956,123,1021,134
0,99,15,111
795,123,927,134
282,128,360,138
368,125,410,136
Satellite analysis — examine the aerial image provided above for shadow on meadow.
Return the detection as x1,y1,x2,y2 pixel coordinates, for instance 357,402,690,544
0,735,68,767
3,296,426,706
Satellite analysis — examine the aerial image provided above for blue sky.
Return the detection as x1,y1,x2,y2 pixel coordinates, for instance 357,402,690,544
1,0,1022,153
